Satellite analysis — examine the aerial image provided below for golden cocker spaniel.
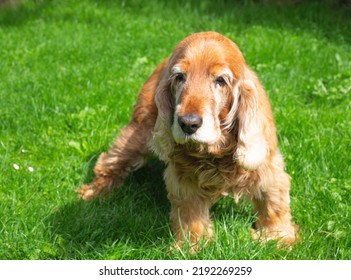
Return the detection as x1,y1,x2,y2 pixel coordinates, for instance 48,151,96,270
78,31,300,249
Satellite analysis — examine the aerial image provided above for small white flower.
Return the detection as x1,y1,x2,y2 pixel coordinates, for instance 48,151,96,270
28,167,34,172
13,164,20,170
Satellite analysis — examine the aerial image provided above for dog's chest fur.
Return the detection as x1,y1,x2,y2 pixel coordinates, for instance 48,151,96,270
170,143,260,202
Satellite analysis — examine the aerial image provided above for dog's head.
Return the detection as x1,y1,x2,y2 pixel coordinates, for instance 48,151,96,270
155,32,275,170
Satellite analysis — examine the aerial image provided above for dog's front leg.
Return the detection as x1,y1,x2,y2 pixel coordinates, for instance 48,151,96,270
169,194,213,252
251,168,300,246
164,165,213,251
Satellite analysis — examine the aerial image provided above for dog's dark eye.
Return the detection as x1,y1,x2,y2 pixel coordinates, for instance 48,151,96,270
175,73,186,83
215,76,227,87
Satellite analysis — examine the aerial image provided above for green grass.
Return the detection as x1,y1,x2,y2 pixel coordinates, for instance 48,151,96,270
1,0,351,260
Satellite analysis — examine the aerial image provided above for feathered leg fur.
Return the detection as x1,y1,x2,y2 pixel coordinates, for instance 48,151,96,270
77,60,167,200
251,155,300,245
77,122,151,200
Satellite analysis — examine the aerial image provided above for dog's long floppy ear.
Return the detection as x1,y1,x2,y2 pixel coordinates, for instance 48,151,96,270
151,58,175,162
154,61,173,124
234,66,277,171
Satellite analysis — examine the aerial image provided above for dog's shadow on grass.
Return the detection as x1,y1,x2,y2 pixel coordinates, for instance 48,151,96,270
50,154,172,258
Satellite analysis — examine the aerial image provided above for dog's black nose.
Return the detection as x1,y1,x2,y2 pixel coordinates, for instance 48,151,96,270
178,114,203,135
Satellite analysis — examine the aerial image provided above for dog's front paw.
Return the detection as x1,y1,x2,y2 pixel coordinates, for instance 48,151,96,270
169,240,204,255
251,223,301,247
76,184,97,200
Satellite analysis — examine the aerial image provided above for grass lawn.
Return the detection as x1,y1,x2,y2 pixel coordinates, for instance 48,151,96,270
1,0,351,260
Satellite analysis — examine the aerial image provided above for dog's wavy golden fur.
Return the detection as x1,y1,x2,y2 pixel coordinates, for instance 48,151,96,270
78,31,300,249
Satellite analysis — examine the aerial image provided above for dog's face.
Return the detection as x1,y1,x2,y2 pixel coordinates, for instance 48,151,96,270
166,33,246,145
154,32,269,170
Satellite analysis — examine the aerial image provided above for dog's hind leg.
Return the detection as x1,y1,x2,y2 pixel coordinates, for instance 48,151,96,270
77,121,151,200
77,60,167,200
